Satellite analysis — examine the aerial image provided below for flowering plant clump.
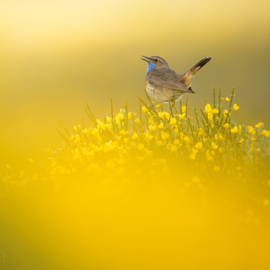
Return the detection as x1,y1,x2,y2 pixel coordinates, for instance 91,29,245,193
50,88,269,181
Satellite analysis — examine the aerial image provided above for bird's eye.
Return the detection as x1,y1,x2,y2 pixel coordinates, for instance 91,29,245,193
154,59,158,62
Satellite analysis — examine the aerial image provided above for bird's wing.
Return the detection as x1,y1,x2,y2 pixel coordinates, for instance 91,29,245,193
147,68,193,93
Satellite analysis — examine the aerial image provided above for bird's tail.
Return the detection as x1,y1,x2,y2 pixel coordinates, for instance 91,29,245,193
182,57,211,90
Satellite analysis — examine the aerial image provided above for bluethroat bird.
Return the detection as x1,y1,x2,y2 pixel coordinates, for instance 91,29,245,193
141,56,211,107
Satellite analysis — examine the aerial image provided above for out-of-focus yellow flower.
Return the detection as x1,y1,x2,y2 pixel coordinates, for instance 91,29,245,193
225,97,230,101
208,112,213,120
198,128,203,136
255,122,264,128
144,132,153,141
169,117,177,125
164,112,170,120
132,133,138,140
205,150,213,161
74,126,78,131
158,122,164,129
181,105,186,113
161,131,169,141
223,110,228,115
205,104,212,113
211,142,218,149
233,104,239,110
178,113,186,119
154,103,161,108
238,138,244,143
149,124,157,132
195,142,203,150
115,112,124,121
135,118,140,124
138,143,145,151
266,131,270,137
170,145,177,152
214,165,220,172
189,148,198,160
119,129,127,136
142,106,148,113
248,126,254,133
106,116,112,123
82,128,90,135
128,112,132,119
213,108,219,114
184,135,190,144
230,126,238,134
260,130,267,136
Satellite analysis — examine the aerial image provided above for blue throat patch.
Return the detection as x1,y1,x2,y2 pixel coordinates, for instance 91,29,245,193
146,62,156,76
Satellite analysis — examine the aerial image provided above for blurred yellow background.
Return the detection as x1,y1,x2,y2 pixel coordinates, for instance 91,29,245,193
1,0,270,169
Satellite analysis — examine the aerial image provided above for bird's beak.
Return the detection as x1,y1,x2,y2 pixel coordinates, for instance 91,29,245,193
141,55,154,62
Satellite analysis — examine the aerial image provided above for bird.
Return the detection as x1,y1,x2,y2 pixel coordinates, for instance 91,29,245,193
141,55,211,107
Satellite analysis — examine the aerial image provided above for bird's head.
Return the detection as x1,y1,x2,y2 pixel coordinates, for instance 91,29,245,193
141,56,169,74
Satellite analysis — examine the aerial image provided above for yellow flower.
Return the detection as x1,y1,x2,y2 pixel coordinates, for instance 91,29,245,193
223,123,229,128
119,129,127,136
198,128,203,136
181,105,186,113
260,130,267,136
225,97,230,101
184,135,190,144
170,145,177,152
132,133,138,140
73,126,78,131
233,104,239,110
144,132,153,141
189,148,198,160
211,142,218,150
128,112,132,119
247,126,254,133
106,116,112,123
135,118,140,124
214,165,220,172
164,112,170,120
169,117,177,125
149,124,157,132
142,106,148,113
255,122,264,128
178,113,186,120
115,112,124,121
223,110,228,115
238,138,244,143
161,131,169,141
205,103,212,113
195,142,203,150
213,108,219,114
158,122,164,129
205,150,213,161
230,126,238,134
154,103,161,108
208,112,213,120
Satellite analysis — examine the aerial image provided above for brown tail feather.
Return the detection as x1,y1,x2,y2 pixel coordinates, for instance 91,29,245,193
182,57,211,89
186,57,212,75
